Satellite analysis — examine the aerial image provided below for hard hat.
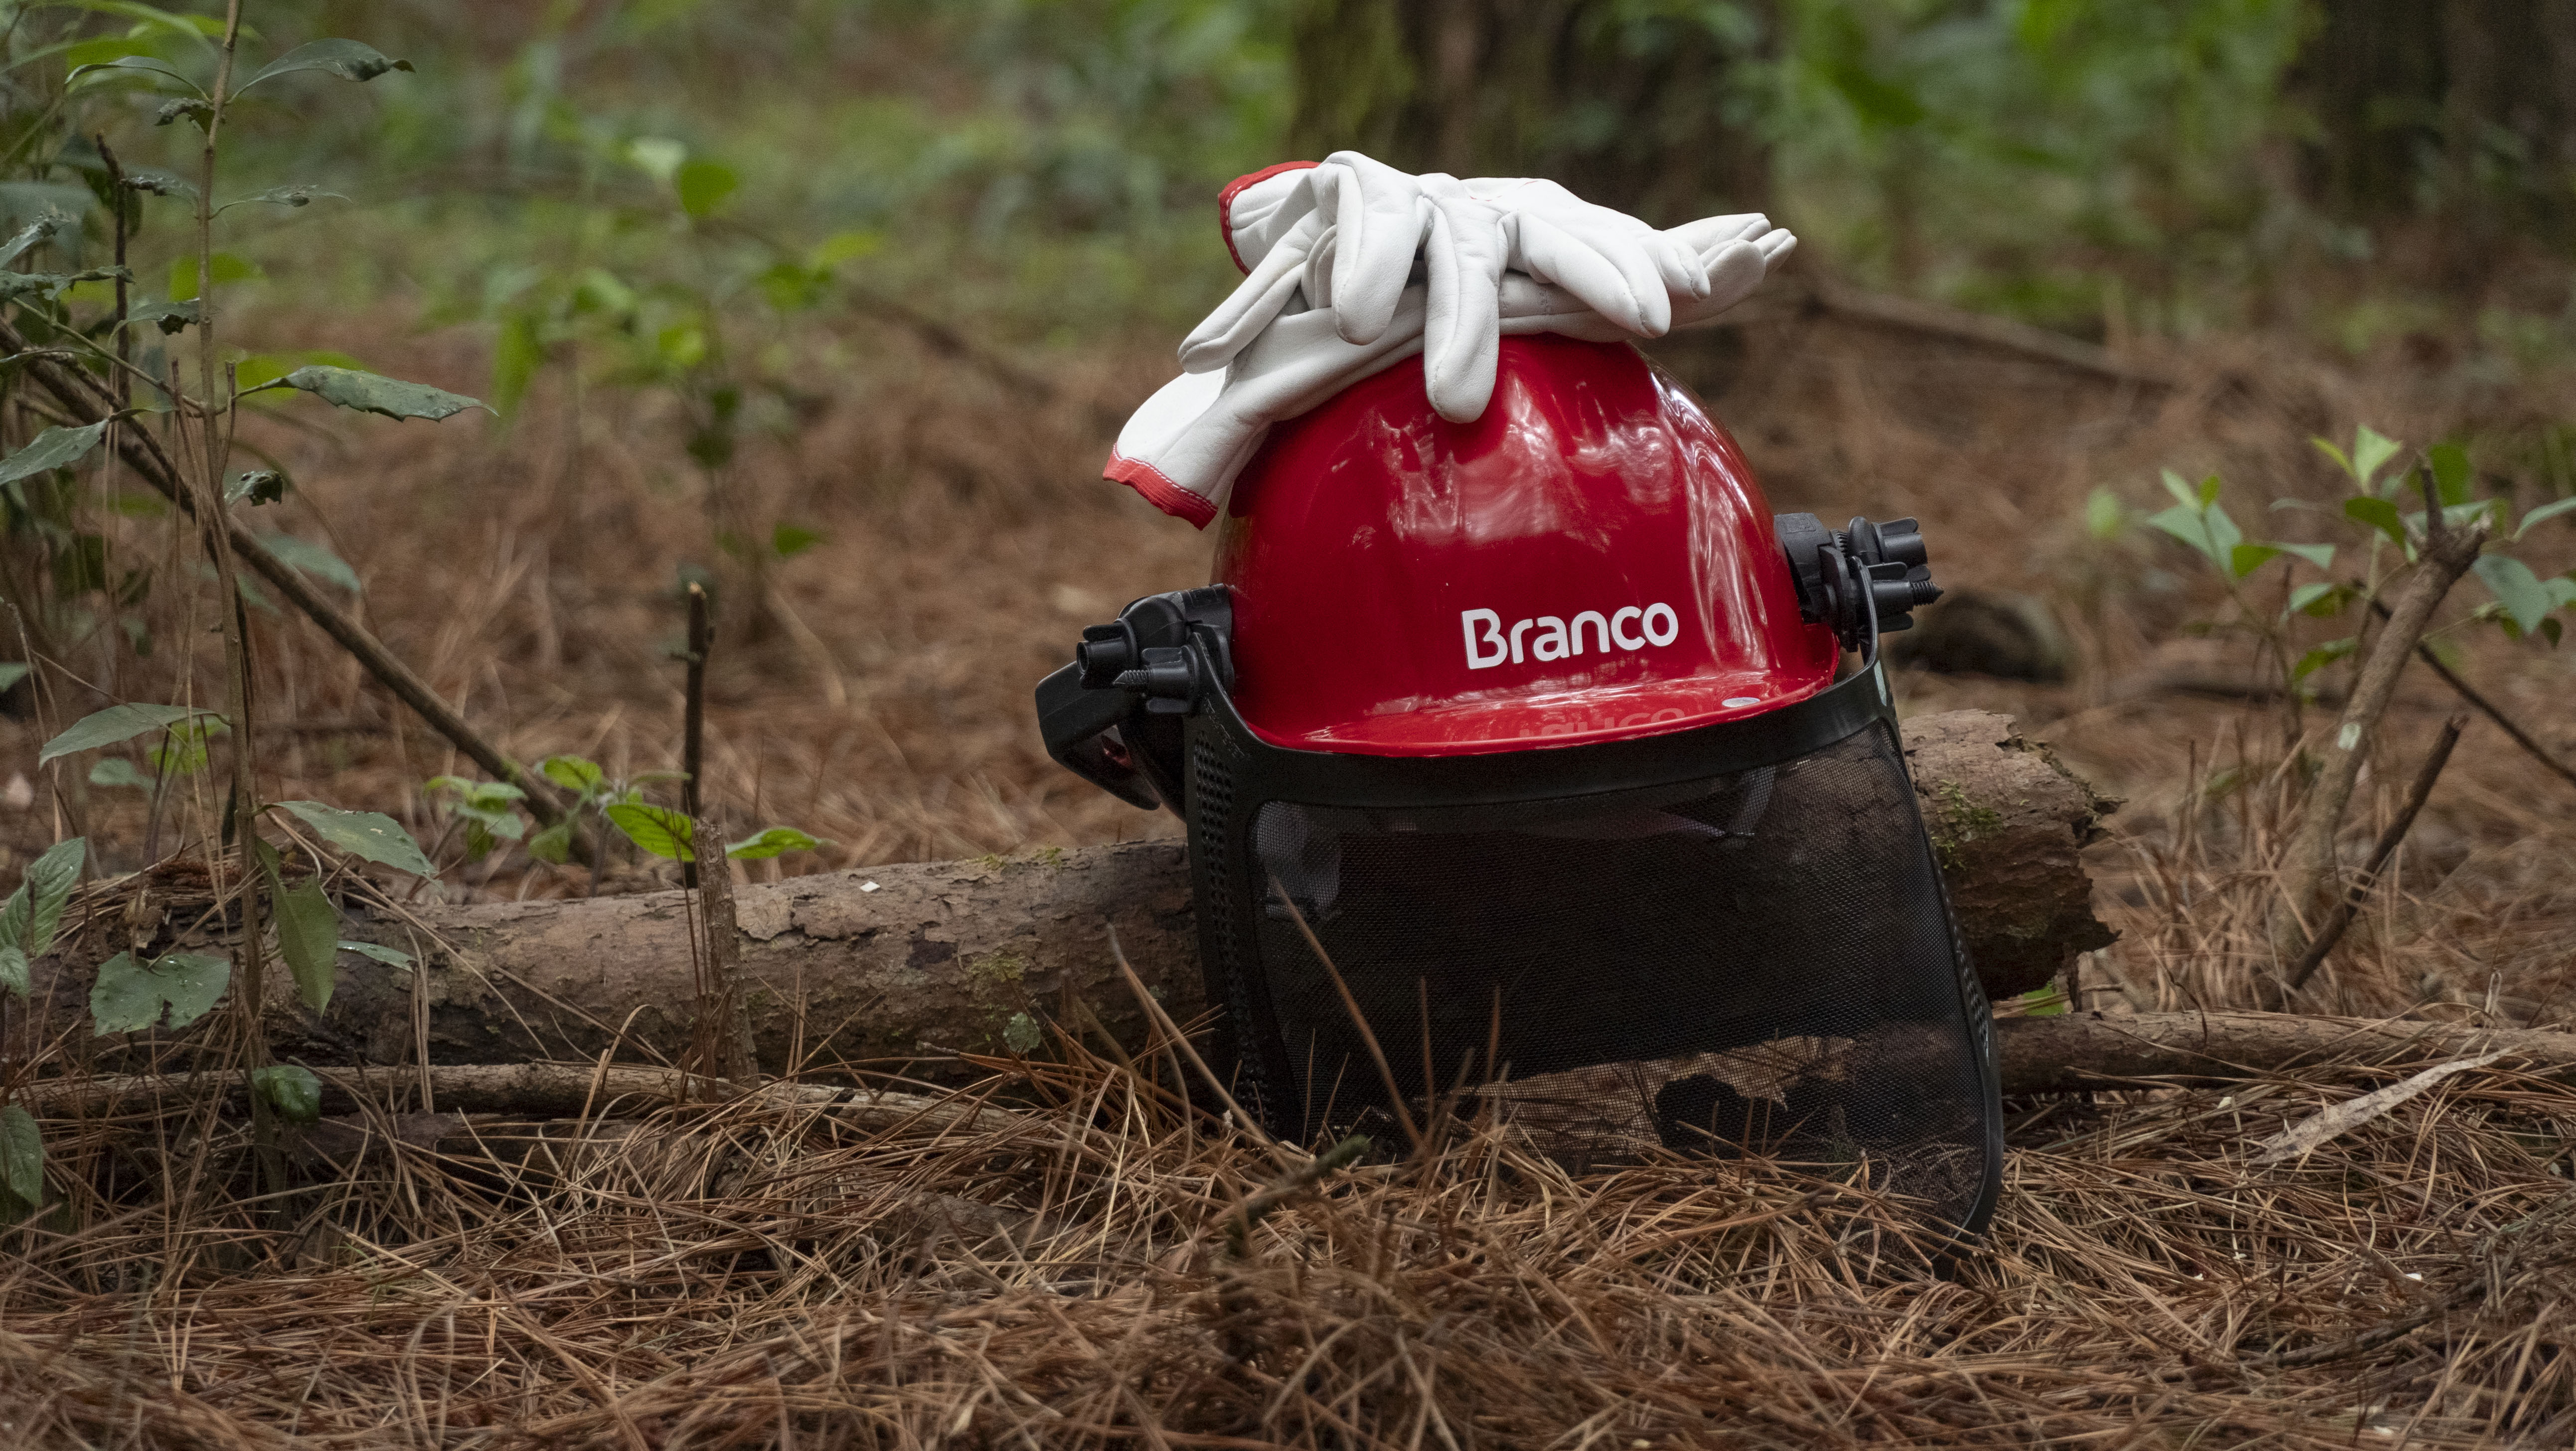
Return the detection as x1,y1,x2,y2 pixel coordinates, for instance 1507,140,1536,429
1038,334,1999,1236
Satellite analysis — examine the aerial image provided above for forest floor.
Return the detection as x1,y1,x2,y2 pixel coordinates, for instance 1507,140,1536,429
1,294,2574,1444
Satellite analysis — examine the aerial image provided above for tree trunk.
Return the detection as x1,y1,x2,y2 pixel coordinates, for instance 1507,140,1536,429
2288,0,2576,271
23,711,2111,1078
1287,0,1774,222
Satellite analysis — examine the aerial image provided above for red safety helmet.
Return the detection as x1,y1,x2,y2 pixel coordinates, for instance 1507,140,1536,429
1038,334,1999,1235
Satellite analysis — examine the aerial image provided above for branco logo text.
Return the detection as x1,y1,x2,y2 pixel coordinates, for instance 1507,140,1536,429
1461,603,1679,670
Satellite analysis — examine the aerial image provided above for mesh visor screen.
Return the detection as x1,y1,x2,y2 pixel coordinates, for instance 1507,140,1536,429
1246,729,1989,1226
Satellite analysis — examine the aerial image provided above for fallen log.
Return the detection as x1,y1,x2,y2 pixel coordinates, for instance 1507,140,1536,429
20,1013,2571,1122
26,710,2113,1076
1990,1010,2576,1094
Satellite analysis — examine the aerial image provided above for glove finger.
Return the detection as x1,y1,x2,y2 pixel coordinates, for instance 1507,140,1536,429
1421,197,1505,422
1755,227,1797,268
1318,152,1432,345
1666,241,1769,330
1648,228,1709,300
1514,213,1672,338
1661,213,1770,254
1179,211,1320,372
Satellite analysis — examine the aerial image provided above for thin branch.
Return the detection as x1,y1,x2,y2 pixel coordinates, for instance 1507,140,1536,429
2287,713,2468,992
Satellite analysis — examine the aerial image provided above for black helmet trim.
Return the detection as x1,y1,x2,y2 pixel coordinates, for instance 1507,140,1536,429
1188,647,1893,811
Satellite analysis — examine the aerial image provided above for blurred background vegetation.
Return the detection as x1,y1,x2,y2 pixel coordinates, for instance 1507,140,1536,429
11,0,2573,386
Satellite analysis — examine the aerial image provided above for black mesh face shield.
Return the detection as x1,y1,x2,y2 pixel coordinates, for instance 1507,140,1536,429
1183,662,2001,1236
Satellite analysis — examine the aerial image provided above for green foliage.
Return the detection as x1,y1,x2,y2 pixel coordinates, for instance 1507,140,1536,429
0,1104,41,1215
39,703,216,766
249,1064,322,1124
247,365,490,422
426,776,528,863
725,826,825,860
253,838,339,1013
237,38,413,92
605,802,694,862
0,423,111,488
89,949,229,1034
272,801,438,878
0,837,85,999
337,939,411,968
2133,424,2576,701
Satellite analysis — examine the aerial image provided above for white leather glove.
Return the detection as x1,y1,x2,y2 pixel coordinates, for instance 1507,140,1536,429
1110,158,1797,526
1184,154,1779,426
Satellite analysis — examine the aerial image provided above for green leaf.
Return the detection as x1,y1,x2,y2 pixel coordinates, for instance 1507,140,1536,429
88,757,152,789
2344,495,2408,551
249,1064,322,1124
119,168,196,203
2473,555,2555,635
2274,541,2334,571
0,267,130,302
2428,443,2472,506
255,534,357,591
249,365,489,422
2309,436,2352,480
772,524,823,559
2352,427,2401,491
0,945,24,999
2149,500,2241,569
2018,986,2067,1017
215,183,346,214
539,755,603,793
2082,487,2125,541
238,39,413,92
40,703,212,766
811,229,881,269
67,55,201,94
725,826,823,861
627,137,686,184
490,309,543,420
0,1104,41,1211
0,214,66,268
2292,637,2358,682
2514,497,2576,540
2196,473,2223,507
233,349,361,394
0,423,110,488
0,663,24,693
525,819,573,865
2227,542,2276,580
12,838,84,960
1002,1011,1043,1053
2145,504,2216,564
336,939,411,968
90,949,228,1034
2285,581,2350,618
145,714,224,776
272,801,438,877
2158,469,2200,511
675,158,738,220
270,875,339,1013
605,802,694,862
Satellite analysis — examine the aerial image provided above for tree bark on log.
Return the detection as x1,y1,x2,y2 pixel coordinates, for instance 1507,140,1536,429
23,710,2113,1077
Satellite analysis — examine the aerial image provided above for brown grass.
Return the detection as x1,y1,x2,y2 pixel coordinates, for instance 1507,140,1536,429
4,1024,2575,1447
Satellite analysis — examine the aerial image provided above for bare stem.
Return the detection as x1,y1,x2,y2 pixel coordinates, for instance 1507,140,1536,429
2270,468,2487,981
